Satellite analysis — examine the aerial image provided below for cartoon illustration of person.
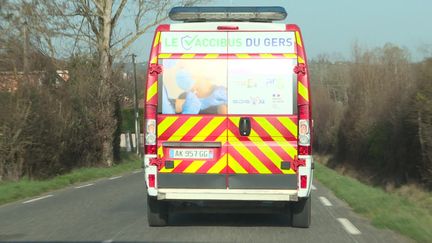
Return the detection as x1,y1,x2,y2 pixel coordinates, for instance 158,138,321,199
162,68,227,114
300,122,309,135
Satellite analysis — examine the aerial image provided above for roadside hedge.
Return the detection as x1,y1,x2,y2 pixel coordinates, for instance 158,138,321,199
121,108,144,132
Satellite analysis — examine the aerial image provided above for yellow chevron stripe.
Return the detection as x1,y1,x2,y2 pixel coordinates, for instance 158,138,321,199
283,53,297,59
150,56,157,64
169,117,202,141
192,117,225,141
277,117,298,139
248,134,283,173
215,132,227,142
298,56,305,64
259,53,275,58
159,160,180,173
207,153,227,174
153,32,161,47
183,160,206,173
228,130,271,174
157,116,178,136
181,53,196,59
253,117,297,159
146,81,157,102
295,31,302,47
204,53,219,58
274,137,297,159
227,154,247,174
229,116,239,125
248,129,291,174
254,117,284,137
158,53,172,59
236,53,250,58
157,146,163,157
298,81,309,101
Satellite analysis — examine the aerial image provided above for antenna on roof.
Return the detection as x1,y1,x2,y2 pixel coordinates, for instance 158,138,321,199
169,6,287,23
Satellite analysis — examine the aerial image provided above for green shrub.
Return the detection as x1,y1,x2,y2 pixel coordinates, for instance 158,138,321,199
121,108,143,132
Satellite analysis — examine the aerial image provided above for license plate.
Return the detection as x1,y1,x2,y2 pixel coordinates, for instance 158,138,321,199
169,149,214,159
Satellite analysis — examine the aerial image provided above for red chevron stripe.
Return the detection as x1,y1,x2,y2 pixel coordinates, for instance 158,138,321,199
298,92,308,105
236,117,292,161
226,165,235,174
241,141,283,174
148,95,158,105
248,120,294,160
181,117,212,140
195,149,227,174
262,117,297,139
158,116,189,139
228,144,258,174
227,126,283,174
267,141,296,161
204,119,227,140
171,160,194,173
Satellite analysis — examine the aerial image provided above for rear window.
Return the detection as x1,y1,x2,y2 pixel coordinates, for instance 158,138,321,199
159,59,227,115
227,58,296,115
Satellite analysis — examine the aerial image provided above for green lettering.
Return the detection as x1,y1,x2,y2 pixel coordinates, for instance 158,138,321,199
209,38,217,47
202,38,209,47
236,38,242,47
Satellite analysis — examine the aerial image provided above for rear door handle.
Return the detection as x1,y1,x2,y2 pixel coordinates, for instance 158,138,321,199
239,117,251,136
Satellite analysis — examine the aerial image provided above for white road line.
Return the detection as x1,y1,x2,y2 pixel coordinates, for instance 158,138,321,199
23,195,53,204
337,218,361,235
109,176,122,180
319,196,333,206
74,183,94,189
102,240,113,243
132,170,142,174
311,184,317,190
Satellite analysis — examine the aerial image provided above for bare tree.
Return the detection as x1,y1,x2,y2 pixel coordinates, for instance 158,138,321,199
34,0,202,166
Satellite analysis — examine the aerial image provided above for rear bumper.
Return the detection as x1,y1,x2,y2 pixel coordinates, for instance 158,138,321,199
157,188,298,201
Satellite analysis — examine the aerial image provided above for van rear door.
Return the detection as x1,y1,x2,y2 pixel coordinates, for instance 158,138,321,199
156,31,229,189
226,31,299,189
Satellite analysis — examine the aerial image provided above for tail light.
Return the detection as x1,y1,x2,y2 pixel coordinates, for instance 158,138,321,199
148,174,155,188
298,145,311,155
300,175,307,189
145,145,157,154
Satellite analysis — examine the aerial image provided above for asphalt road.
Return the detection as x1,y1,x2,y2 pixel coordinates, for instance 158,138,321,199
0,170,411,242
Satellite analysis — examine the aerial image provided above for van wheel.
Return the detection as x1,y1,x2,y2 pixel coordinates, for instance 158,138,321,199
147,196,168,226
291,196,311,228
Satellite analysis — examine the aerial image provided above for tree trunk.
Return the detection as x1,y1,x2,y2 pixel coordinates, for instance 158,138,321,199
98,0,115,167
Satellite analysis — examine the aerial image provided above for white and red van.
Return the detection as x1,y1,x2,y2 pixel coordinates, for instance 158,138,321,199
143,6,313,227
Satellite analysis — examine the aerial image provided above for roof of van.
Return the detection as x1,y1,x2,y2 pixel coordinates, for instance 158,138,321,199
169,6,287,23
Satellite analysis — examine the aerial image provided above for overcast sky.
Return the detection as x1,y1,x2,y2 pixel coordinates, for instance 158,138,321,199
128,0,432,63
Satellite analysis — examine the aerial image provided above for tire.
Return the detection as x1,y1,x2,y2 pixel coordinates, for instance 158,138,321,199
147,196,168,226
291,195,311,228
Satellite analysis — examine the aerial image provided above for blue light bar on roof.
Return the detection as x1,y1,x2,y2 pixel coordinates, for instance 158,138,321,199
169,6,287,22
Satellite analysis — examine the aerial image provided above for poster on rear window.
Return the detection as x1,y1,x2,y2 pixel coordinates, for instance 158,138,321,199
161,59,228,114
227,59,295,115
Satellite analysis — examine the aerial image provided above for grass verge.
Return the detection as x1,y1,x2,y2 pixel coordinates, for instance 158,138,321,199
0,152,141,206
315,162,432,243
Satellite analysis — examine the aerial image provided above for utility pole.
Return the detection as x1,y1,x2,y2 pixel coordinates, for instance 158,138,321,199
132,54,141,156
22,21,30,81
